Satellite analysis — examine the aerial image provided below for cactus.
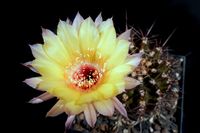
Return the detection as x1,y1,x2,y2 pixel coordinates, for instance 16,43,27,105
71,27,183,133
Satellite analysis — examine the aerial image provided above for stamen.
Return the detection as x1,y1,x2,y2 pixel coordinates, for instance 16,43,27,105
69,63,102,91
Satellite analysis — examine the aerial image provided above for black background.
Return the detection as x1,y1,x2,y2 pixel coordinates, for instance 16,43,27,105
8,0,200,133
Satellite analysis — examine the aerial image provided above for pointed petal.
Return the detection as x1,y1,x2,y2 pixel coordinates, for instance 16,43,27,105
65,115,75,129
118,29,131,40
64,101,85,115
96,18,117,59
22,61,37,73
112,97,127,118
37,92,54,101
28,98,43,104
32,58,65,80
38,80,80,102
97,84,117,99
57,20,80,56
42,28,69,66
84,104,96,127
106,39,130,69
46,100,64,117
126,53,142,68
125,77,141,90
23,77,42,88
95,13,102,26
93,99,114,116
72,12,84,30
98,18,113,33
103,64,132,94
29,44,65,80
105,64,132,84
79,17,99,60
29,44,48,59
28,92,54,104
66,18,72,24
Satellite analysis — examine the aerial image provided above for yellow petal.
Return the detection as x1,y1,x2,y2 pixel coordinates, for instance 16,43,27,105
38,79,80,102
30,43,65,80
64,101,85,115
29,44,49,60
104,64,132,84
76,88,104,104
57,20,81,59
31,59,64,80
72,12,84,30
93,99,114,116
96,18,117,61
42,28,69,66
97,84,117,99
79,17,99,62
94,13,102,27
103,64,132,93
105,39,130,69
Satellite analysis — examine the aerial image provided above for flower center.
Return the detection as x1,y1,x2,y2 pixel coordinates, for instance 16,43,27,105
70,64,101,91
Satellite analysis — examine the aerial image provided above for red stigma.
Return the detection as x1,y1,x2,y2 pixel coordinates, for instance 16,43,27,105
71,64,101,91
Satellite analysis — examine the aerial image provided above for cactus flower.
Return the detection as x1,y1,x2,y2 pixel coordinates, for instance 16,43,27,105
23,13,141,128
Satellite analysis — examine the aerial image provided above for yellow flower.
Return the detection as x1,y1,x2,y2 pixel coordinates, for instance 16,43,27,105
23,13,141,128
